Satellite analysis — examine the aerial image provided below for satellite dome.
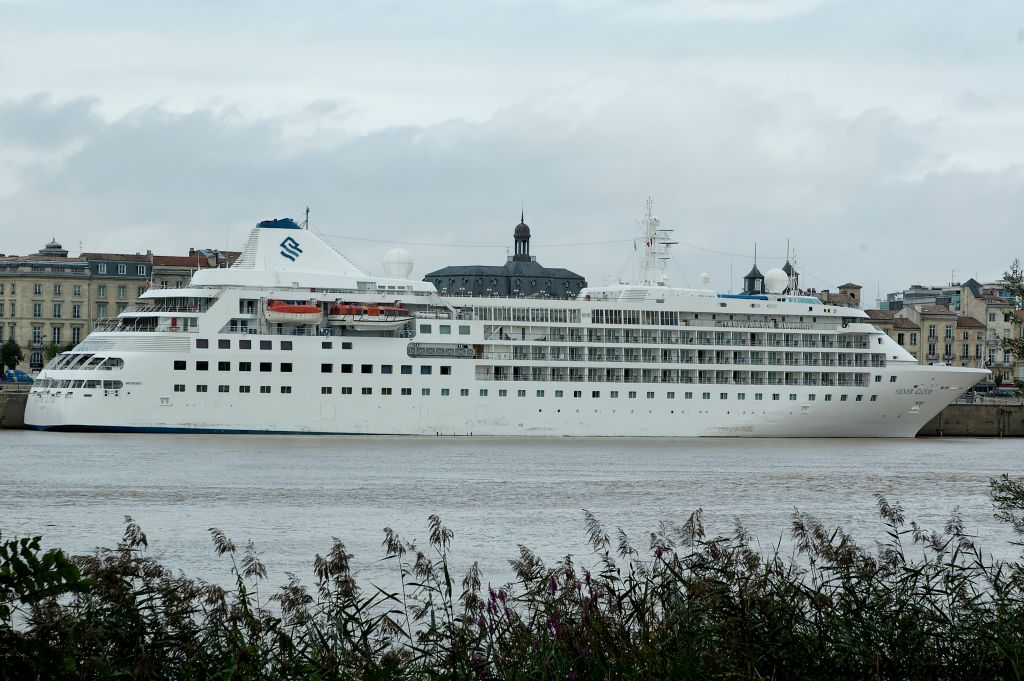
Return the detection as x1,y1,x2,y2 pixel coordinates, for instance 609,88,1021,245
382,248,414,278
699,272,711,285
764,268,788,294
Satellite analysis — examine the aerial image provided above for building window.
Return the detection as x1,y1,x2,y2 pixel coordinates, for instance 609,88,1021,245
72,304,81,319
117,286,126,299
33,283,42,295
218,361,230,371
196,385,207,392
98,285,106,297
910,333,917,345
117,264,126,275
53,284,62,295
72,327,81,344
32,303,41,318
137,264,146,275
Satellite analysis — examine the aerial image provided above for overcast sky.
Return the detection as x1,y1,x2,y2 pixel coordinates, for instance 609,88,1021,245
1,0,1022,304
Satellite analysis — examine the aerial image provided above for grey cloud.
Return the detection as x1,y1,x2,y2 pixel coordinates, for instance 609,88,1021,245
0,94,101,149
1,82,1021,298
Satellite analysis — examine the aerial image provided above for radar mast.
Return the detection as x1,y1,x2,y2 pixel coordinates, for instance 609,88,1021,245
637,197,677,287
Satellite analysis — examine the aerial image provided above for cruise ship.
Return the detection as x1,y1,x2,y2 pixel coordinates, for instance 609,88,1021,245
25,209,988,437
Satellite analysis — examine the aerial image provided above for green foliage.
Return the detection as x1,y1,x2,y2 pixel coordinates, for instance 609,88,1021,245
7,485,1024,679
1002,258,1024,361
43,342,59,362
0,336,23,372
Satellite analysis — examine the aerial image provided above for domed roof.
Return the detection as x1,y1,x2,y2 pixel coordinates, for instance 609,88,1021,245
745,264,763,279
514,219,530,240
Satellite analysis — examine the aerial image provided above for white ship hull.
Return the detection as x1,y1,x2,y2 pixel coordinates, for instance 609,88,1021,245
25,220,988,438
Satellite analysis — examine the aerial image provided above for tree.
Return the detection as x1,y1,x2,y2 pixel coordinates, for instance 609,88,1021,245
0,337,23,372
43,342,59,362
1001,259,1024,365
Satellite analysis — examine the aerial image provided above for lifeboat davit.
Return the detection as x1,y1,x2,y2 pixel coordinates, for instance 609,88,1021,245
327,304,413,330
265,301,323,324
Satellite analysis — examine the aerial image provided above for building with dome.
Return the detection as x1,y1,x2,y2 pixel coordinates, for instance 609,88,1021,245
424,215,587,297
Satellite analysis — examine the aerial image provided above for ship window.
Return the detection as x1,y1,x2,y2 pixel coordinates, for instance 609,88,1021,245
856,395,863,401
260,386,271,393
441,366,452,375
321,363,332,373
667,392,675,399
282,386,292,394
342,342,352,349
260,340,272,350
281,363,293,372
281,341,293,350
239,362,251,371
890,376,897,382
218,361,230,371
870,394,878,401
381,365,393,374
196,361,209,371
737,393,745,400
361,364,372,374
459,326,470,335
633,392,641,399
341,387,352,394
649,392,656,399
611,391,619,398
874,375,881,382
218,385,229,393
809,394,816,401
420,366,432,375
382,387,393,395
259,362,271,372
841,395,848,401
341,364,353,373
572,391,581,398
592,391,600,398
239,386,250,393
441,389,450,396
401,388,412,396
461,389,469,396
401,365,412,374
719,392,727,399
499,389,508,396
174,360,186,370
519,390,527,397
480,389,488,396
421,388,430,395
196,385,207,392
322,341,332,349
554,390,562,397
240,340,252,350
789,394,797,400
536,390,545,397
218,339,230,349
439,325,451,334
420,324,432,334
173,384,185,392
196,339,208,349
825,394,832,401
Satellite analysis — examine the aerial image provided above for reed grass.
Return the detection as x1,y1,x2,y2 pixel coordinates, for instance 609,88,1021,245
4,475,1024,679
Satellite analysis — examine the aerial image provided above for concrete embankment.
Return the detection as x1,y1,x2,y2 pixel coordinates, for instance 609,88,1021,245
0,390,27,429
918,403,1024,438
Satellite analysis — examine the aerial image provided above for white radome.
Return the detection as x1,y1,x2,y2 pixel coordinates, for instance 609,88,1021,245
382,248,414,278
764,268,789,294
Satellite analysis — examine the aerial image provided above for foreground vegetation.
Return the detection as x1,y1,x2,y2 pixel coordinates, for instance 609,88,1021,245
5,477,1024,680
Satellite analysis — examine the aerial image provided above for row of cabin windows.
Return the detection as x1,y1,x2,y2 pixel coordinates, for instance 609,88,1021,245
419,324,472,335
175,360,453,375
194,339,355,351
176,384,877,403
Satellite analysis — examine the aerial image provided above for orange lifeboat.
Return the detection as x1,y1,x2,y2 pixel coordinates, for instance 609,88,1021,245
327,303,412,330
265,301,323,324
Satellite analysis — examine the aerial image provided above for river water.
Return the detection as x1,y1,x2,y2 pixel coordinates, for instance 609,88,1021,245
3,431,1023,592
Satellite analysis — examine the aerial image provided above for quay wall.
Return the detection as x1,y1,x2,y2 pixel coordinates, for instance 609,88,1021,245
0,391,27,429
918,403,1024,438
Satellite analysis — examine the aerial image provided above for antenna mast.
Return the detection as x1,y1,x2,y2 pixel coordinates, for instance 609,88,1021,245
637,197,677,287
302,207,310,230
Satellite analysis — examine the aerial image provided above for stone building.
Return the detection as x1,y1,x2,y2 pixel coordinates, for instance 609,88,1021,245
0,239,238,372
424,215,586,297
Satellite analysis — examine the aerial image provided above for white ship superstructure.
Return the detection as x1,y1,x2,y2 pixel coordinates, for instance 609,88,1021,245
25,215,988,437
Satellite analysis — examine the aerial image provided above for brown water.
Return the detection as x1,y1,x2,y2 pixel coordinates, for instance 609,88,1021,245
3,431,1023,590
